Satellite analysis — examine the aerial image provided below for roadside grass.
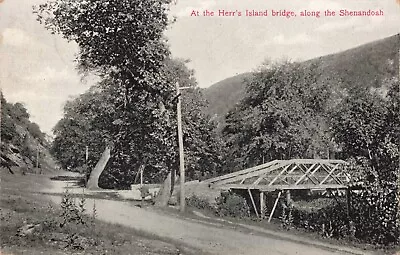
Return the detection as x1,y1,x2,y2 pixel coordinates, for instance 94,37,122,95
0,171,205,255
169,194,400,255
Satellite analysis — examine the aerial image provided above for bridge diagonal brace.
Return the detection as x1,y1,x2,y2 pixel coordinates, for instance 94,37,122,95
268,191,282,223
248,189,259,218
213,161,284,187
308,164,322,183
207,159,349,192
335,169,351,182
320,164,341,185
268,164,295,186
295,163,318,185
298,164,323,185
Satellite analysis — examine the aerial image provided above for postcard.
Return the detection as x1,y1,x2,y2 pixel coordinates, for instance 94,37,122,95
1,0,399,254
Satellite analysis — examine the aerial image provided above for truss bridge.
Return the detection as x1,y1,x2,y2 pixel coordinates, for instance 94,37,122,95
203,159,351,220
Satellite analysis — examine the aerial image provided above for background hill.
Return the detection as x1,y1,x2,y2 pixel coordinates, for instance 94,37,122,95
203,73,251,117
202,73,252,131
1,93,57,174
204,33,400,127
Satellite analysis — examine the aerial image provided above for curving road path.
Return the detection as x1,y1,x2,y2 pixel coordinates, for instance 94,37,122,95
45,178,371,255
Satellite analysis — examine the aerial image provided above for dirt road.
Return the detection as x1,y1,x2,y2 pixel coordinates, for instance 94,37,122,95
46,179,368,255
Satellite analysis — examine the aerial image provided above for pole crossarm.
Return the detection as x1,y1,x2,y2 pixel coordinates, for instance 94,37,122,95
205,159,350,191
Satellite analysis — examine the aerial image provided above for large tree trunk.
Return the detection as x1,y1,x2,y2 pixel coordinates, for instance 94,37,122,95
154,171,173,206
153,100,177,206
154,170,178,206
87,146,111,189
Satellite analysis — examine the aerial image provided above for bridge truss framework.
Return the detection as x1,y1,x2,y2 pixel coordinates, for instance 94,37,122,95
204,159,351,221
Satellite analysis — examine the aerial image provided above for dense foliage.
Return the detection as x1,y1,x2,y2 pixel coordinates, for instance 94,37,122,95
223,61,334,172
291,202,350,238
1,93,48,171
185,195,214,211
331,82,400,245
186,192,251,218
204,34,399,130
222,58,399,245
215,191,250,218
51,83,113,171
1,95,46,146
51,58,222,188
164,59,222,181
35,0,223,189
34,0,399,245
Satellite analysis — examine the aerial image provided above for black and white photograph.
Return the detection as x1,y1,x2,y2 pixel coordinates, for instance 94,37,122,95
1,0,400,254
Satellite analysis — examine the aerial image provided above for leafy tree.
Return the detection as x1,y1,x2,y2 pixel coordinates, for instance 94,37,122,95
1,95,20,144
223,61,333,171
51,58,222,188
27,122,45,143
10,102,30,125
164,58,222,180
1,94,43,147
34,0,172,85
331,83,399,245
51,85,111,171
35,0,178,189
1,92,49,172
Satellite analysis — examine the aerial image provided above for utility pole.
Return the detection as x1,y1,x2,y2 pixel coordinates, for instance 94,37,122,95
397,47,400,215
140,165,143,186
36,144,39,168
0,88,2,147
85,145,89,164
176,83,191,213
176,82,186,212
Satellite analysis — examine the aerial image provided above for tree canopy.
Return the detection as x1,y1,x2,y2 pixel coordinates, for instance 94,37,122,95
330,82,399,244
222,61,334,171
51,58,222,188
35,0,180,188
220,58,399,244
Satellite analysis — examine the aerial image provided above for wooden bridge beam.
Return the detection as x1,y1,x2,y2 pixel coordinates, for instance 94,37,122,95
268,191,282,223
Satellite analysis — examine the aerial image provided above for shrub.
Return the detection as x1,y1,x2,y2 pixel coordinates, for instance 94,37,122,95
280,205,294,229
346,157,400,246
351,187,400,245
290,189,399,245
215,191,250,218
291,202,350,238
59,189,88,228
186,195,214,211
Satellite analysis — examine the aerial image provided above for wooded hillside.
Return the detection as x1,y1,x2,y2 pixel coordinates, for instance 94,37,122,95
1,93,57,174
204,33,400,129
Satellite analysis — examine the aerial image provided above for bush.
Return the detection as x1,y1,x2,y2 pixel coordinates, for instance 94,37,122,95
186,195,214,211
351,188,400,245
215,191,250,218
59,189,88,228
346,158,400,246
280,205,294,229
291,202,350,238
290,189,399,246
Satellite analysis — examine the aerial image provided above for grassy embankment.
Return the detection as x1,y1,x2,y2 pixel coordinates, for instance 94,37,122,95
180,193,400,255
0,171,203,255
